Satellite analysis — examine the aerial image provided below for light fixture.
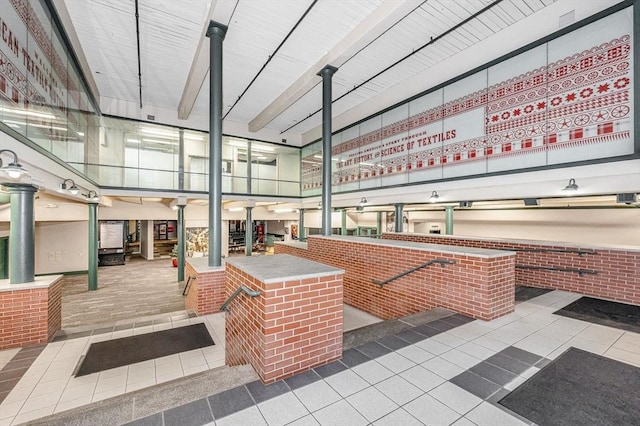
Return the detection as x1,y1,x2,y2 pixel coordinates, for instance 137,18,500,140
61,178,79,195
317,201,322,209
562,178,578,192
228,207,244,212
359,197,367,207
429,191,439,202
0,149,30,179
86,190,100,202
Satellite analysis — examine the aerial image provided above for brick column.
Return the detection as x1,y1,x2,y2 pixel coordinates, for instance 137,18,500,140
225,254,343,383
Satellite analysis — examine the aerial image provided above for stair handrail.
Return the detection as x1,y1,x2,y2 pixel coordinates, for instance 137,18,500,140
504,247,597,257
516,264,598,277
372,258,455,288
220,285,261,312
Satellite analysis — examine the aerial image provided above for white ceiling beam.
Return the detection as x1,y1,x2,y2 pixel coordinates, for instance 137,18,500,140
177,0,217,120
248,0,423,133
53,0,101,103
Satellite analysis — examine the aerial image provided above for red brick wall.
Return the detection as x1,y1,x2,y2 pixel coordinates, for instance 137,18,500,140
276,238,515,321
184,263,226,315
383,233,640,306
0,277,63,350
225,262,343,384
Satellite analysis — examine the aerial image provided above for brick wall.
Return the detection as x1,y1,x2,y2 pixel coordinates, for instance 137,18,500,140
276,237,515,321
184,262,226,315
383,233,640,306
225,262,343,384
0,277,63,350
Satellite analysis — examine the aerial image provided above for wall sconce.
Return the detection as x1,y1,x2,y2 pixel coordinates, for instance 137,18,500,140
359,197,367,207
562,178,578,193
86,190,100,202
61,178,79,195
429,191,439,202
0,149,30,179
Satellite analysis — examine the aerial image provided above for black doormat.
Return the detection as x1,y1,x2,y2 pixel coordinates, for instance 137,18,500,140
76,323,214,377
515,286,553,302
499,348,640,426
553,296,640,333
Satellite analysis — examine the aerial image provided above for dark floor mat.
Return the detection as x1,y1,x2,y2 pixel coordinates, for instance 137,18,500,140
499,348,640,426
76,323,214,376
515,286,553,302
553,296,640,333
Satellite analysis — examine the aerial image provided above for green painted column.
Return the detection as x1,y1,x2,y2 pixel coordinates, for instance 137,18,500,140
341,209,347,235
88,202,98,291
177,205,185,282
376,211,382,237
6,184,37,284
206,20,227,267
298,208,305,241
445,206,454,235
245,207,253,256
394,203,404,233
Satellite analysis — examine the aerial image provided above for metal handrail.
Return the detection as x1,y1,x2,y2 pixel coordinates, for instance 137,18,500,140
182,275,196,296
372,259,455,288
220,285,261,312
504,247,598,257
516,264,598,277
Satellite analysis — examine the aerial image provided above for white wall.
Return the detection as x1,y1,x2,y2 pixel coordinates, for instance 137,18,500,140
408,208,640,247
35,221,88,274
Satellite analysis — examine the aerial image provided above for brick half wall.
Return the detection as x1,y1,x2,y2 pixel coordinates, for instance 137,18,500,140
185,262,226,315
383,233,640,306
276,238,515,321
0,276,63,350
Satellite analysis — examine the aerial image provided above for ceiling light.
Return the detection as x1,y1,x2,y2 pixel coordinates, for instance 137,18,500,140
0,149,30,179
61,178,79,195
140,127,179,138
562,178,578,193
228,207,243,212
274,208,294,213
429,191,439,202
0,107,56,119
86,190,100,202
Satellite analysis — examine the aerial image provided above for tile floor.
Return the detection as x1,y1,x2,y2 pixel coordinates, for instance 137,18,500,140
0,312,226,425
1,290,639,426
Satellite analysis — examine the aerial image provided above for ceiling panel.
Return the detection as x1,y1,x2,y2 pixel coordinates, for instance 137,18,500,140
59,0,627,141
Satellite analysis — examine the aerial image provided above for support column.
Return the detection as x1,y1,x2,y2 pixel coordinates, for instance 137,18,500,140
178,129,185,190
298,208,305,241
245,207,253,256
341,209,347,236
317,65,338,236
376,211,382,237
445,206,454,235
394,203,404,233
206,21,227,267
6,184,36,284
177,205,185,281
88,202,98,291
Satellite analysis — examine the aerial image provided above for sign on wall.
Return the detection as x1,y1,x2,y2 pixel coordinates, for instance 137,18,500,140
302,8,634,195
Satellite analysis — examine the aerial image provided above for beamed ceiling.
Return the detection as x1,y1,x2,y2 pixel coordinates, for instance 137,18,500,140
58,0,623,144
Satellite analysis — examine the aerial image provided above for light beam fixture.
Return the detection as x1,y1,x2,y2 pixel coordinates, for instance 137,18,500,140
562,178,578,193
86,190,100,202
429,191,439,202
61,178,79,195
0,149,30,179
